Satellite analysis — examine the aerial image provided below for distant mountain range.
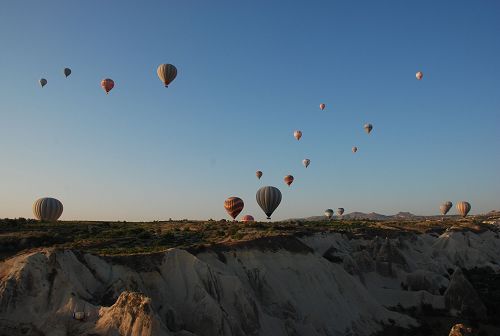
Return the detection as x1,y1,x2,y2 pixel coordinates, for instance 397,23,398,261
285,211,456,222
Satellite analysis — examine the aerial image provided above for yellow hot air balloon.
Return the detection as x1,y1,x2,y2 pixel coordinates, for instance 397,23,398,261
157,64,178,87
33,197,63,221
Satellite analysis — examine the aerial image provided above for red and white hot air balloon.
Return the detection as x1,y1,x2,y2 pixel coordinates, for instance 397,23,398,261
241,215,254,223
101,78,114,94
284,175,294,186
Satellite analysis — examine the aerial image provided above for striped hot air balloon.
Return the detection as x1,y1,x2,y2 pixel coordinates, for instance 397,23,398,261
364,123,373,134
440,201,453,215
256,186,282,219
416,71,423,80
256,170,263,179
157,64,177,87
224,197,244,220
284,175,294,186
320,103,326,110
101,78,114,94
456,201,471,218
294,130,302,140
64,68,72,78
303,159,310,168
39,78,47,87
33,197,63,221
325,209,333,220
352,146,358,153
241,215,254,223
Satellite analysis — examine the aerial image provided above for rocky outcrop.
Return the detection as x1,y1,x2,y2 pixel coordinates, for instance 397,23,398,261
2,229,500,336
444,268,487,318
448,323,477,336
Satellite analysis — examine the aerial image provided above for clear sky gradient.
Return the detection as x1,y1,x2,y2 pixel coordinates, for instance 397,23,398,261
0,1,499,221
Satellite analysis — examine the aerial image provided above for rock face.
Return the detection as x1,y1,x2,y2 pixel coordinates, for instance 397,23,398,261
448,323,477,336
1,229,499,336
444,268,487,318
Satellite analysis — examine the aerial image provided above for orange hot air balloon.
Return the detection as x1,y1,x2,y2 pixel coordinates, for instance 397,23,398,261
284,175,294,186
101,78,114,94
224,197,244,220
256,170,263,179
416,71,423,80
352,146,358,153
319,103,326,110
241,215,254,223
456,201,471,218
294,130,302,140
364,123,373,134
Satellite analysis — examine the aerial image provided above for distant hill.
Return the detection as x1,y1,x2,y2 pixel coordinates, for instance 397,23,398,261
285,211,433,222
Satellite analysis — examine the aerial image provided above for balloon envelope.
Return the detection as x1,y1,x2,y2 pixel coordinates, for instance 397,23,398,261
256,171,263,179
284,175,294,186
337,208,345,216
101,78,114,94
456,201,471,217
157,64,177,87
440,202,453,215
294,130,302,140
319,103,326,110
416,71,423,80
33,197,63,221
325,209,333,219
352,147,358,153
39,78,47,87
303,159,310,168
224,197,244,220
241,215,255,223
256,186,282,219
364,123,373,134
64,68,72,78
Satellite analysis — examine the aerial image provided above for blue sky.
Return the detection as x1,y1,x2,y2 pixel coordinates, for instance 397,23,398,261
0,0,499,221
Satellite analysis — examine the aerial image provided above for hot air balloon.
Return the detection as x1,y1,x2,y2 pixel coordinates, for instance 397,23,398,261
101,78,114,94
64,68,72,78
39,78,47,88
303,159,310,168
294,130,302,140
364,123,373,134
33,197,63,221
256,171,263,179
284,175,294,186
325,209,333,220
320,103,326,110
241,215,254,223
352,147,358,153
157,64,177,87
416,71,423,80
256,186,282,219
224,197,244,220
337,208,345,216
456,201,471,218
440,201,453,215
